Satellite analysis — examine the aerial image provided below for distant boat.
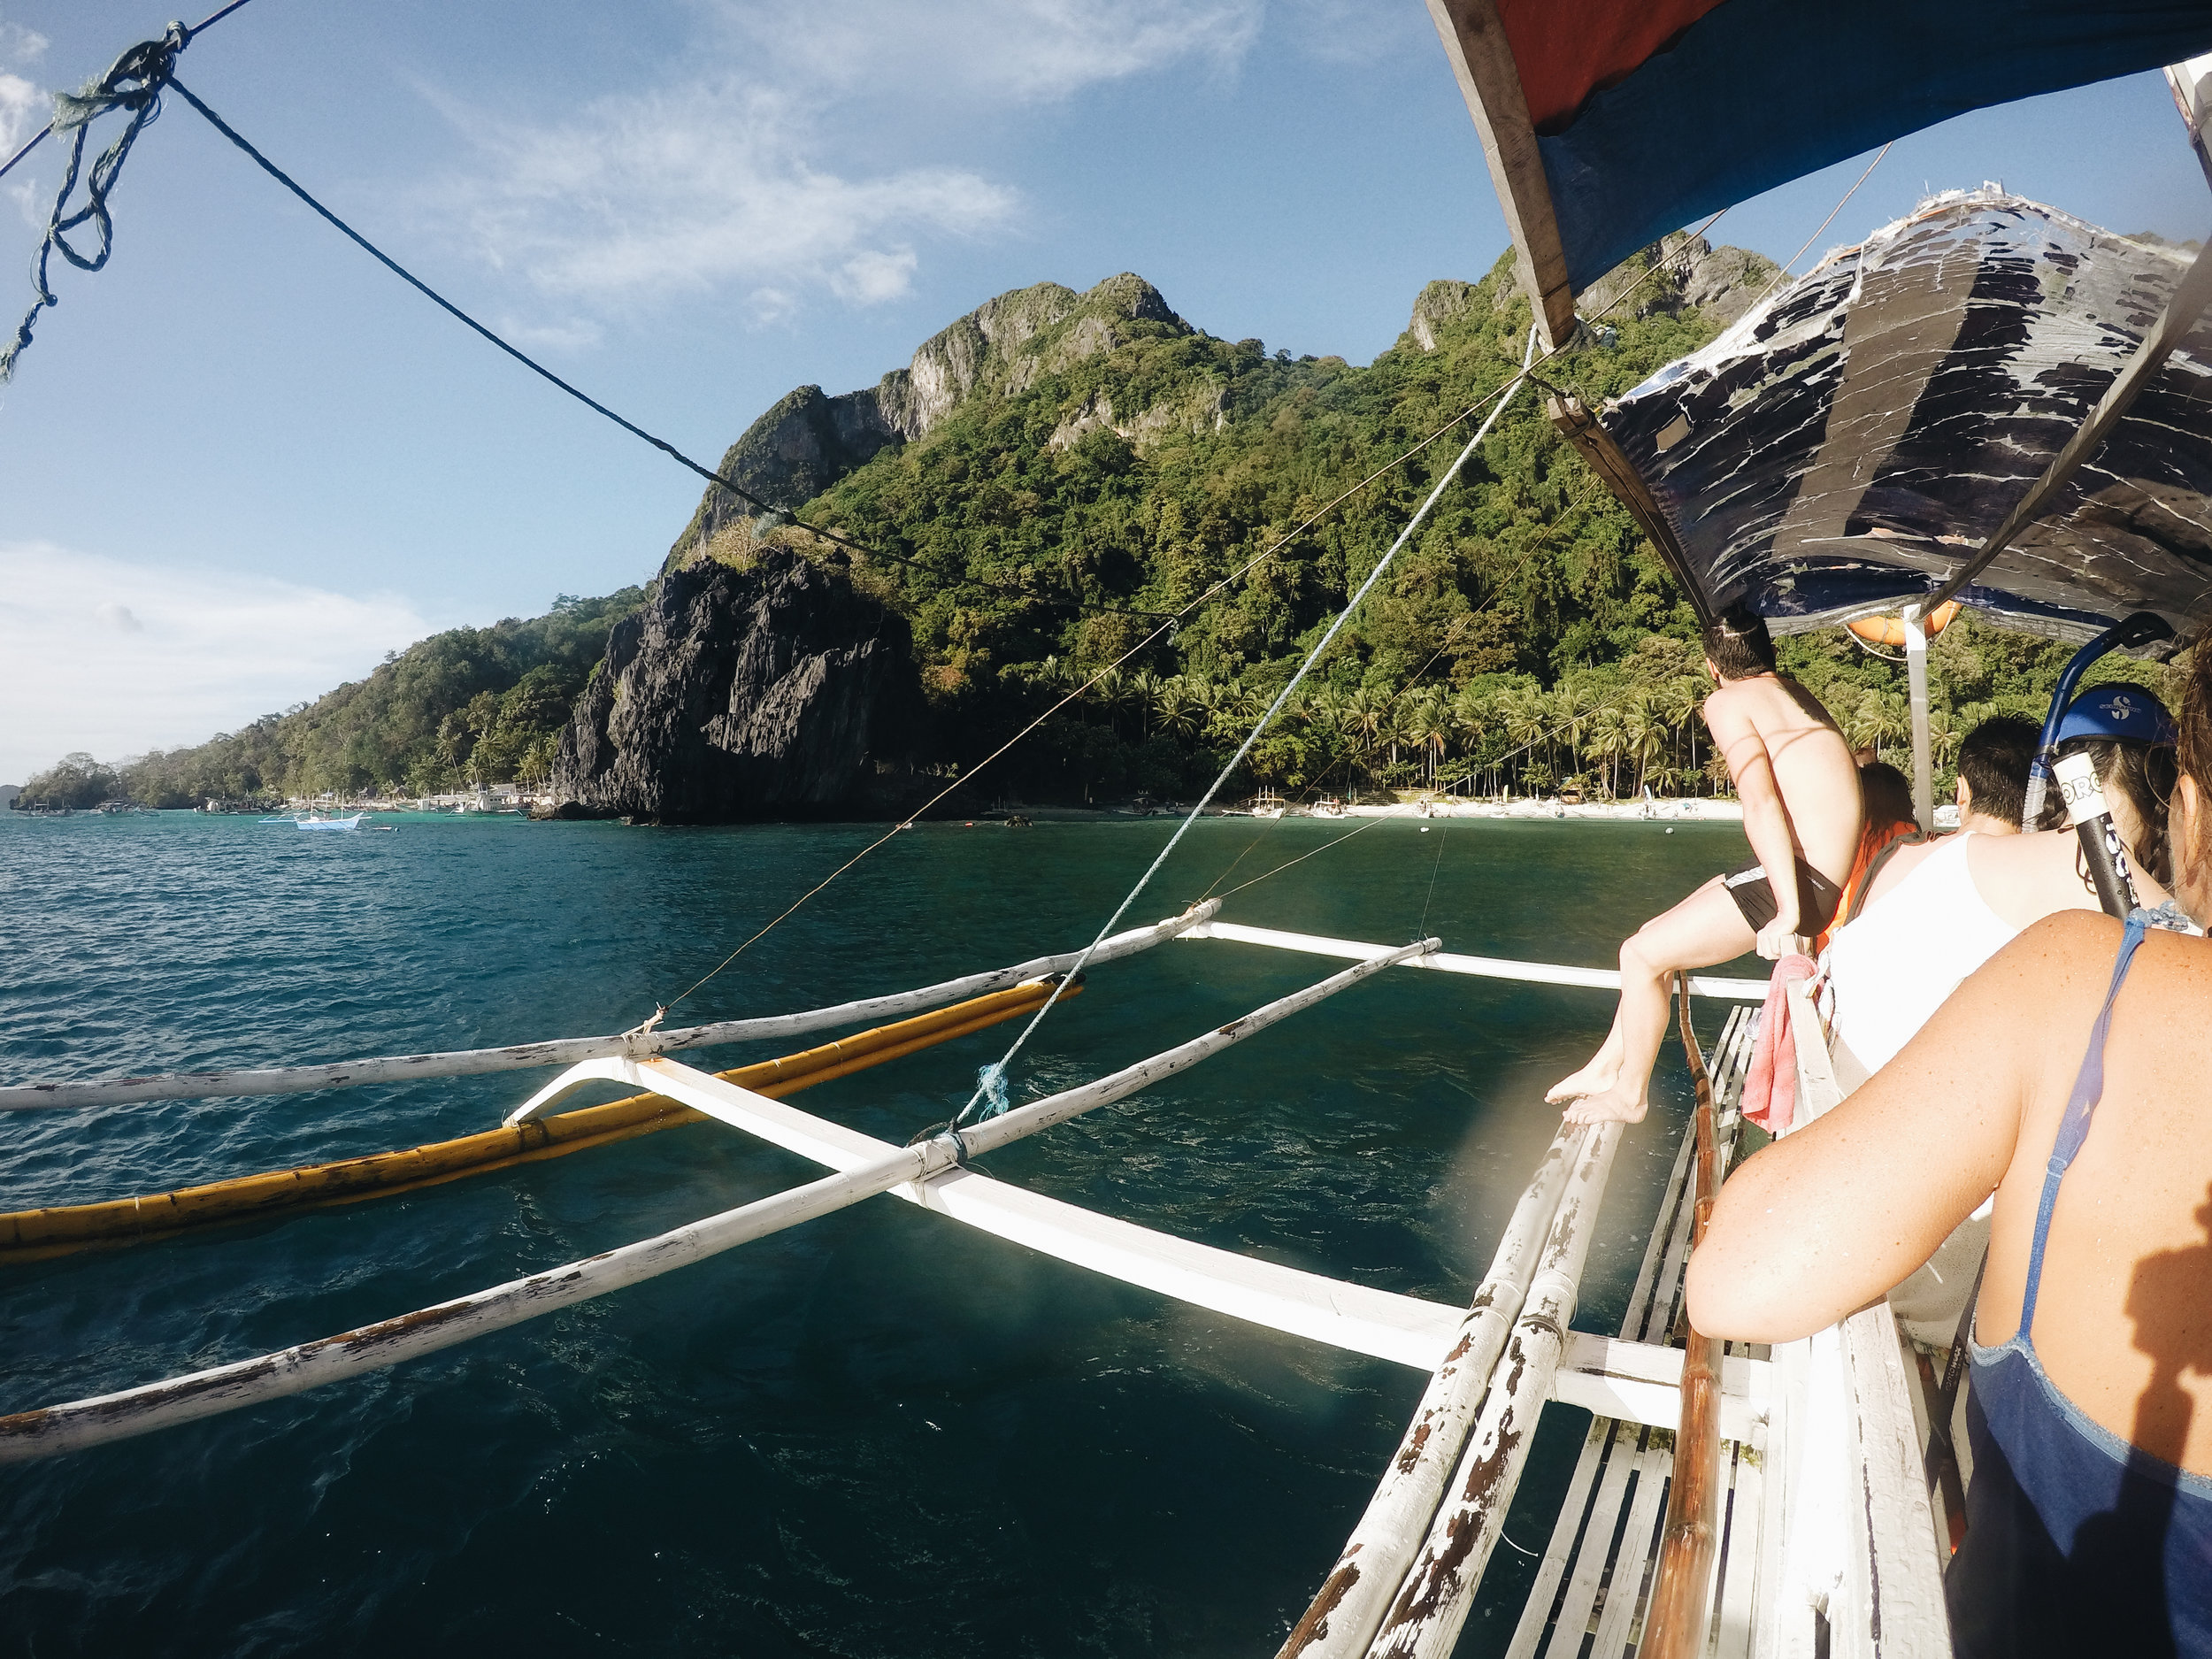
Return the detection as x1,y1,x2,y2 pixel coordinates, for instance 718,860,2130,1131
293,813,365,832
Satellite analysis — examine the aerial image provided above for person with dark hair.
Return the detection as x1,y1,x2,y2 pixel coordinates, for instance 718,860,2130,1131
1548,604,1863,1123
1822,712,2124,1094
1959,713,2040,830
1687,646,2212,1656
2033,685,2182,893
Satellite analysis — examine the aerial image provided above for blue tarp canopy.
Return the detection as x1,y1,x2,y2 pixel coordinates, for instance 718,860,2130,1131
1429,0,2212,347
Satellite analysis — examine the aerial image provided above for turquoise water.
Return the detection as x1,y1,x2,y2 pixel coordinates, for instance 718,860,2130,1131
0,810,1754,1656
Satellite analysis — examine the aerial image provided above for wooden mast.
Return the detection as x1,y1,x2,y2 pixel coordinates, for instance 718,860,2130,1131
1422,0,1577,350
1638,972,1725,1658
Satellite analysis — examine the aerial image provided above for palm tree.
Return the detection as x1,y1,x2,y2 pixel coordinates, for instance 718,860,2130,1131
1550,681,1594,780
1584,700,1628,798
1156,675,1205,740
1406,688,1452,787
1342,687,1391,770
1624,692,1666,796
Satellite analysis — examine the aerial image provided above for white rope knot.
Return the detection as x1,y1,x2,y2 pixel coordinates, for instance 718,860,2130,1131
621,1005,668,1048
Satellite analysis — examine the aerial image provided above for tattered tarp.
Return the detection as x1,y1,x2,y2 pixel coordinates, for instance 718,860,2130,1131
1498,0,2212,296
1596,192,2212,640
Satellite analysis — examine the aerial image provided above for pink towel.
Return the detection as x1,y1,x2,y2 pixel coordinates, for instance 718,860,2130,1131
1740,954,1817,1135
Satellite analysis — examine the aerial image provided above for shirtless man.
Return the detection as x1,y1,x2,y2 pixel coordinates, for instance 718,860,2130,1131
1548,606,1863,1124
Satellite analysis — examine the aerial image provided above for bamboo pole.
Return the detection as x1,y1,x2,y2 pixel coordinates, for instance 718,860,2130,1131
1179,920,1765,1002
0,979,1071,1262
0,902,1219,1112
1363,1118,1624,1658
1277,1120,1594,1659
0,940,1432,1465
1639,972,1725,1659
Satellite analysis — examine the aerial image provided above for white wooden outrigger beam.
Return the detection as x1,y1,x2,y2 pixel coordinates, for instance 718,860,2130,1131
0,901,1224,1112
1179,919,1766,1002
0,939,1434,1463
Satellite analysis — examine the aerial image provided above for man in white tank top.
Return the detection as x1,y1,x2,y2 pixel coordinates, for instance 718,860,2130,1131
1824,706,2174,1343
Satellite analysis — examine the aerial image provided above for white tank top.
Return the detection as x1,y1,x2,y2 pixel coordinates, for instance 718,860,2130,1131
1824,833,2019,1077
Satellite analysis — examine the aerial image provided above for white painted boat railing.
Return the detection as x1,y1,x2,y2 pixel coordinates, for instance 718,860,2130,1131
0,938,1435,1463
1368,1120,1626,1658
0,901,1224,1112
1761,979,1952,1658
1279,1118,1594,1659
1179,919,1767,1002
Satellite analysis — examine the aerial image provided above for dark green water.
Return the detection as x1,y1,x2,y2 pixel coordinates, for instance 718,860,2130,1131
0,810,1754,1656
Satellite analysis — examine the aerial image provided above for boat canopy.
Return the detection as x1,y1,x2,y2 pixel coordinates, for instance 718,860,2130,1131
1557,191,2212,641
1428,0,2212,349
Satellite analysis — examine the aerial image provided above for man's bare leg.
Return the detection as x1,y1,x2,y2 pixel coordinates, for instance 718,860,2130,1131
1552,877,1756,1125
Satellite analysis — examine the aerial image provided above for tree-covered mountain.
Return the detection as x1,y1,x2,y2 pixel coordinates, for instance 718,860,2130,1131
24,589,643,808
22,240,2175,812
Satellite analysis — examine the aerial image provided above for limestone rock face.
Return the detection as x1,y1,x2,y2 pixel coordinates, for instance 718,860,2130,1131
667,274,1191,565
552,550,917,824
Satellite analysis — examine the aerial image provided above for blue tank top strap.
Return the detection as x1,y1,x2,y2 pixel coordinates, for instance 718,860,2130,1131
2018,911,2151,1333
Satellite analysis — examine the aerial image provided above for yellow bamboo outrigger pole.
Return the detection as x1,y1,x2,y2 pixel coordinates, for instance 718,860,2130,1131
0,977,1075,1263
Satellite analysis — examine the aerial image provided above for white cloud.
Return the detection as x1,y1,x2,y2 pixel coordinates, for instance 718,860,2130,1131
0,542,432,784
832,246,918,304
426,78,1016,306
726,0,1260,101
0,22,48,65
415,0,1258,321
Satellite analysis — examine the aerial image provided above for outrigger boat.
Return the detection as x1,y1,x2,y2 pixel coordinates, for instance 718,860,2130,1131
7,5,2212,1655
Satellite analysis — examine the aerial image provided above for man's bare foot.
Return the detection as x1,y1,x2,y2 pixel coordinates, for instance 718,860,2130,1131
1561,1085,1648,1125
1546,1056,1621,1105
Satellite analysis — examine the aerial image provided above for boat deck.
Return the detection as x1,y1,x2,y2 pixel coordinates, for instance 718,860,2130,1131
1507,1006,1769,1659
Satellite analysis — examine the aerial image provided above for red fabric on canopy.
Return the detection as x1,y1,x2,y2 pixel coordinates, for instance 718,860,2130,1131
1495,0,1734,131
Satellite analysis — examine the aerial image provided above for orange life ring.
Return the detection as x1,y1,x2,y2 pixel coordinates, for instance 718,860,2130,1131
1847,601,1960,649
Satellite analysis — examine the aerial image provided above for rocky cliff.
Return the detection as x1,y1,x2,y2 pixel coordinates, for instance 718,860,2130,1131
551,549,917,824
666,273,1192,565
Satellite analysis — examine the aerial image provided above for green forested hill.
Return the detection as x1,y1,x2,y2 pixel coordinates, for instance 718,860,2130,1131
32,590,642,809
25,243,2175,811
680,249,2172,804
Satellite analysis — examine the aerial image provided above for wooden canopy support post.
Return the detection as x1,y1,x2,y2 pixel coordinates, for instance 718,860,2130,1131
1545,396,1716,629
0,940,1433,1465
1639,975,1726,1659
1424,0,1577,351
1277,1120,1596,1659
1905,610,1935,832
0,901,1220,1113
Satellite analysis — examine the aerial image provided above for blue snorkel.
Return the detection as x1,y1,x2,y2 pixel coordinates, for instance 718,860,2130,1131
2020,611,2175,828
2022,611,2177,917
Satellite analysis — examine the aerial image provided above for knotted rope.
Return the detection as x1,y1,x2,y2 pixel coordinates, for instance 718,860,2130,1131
2,23,194,384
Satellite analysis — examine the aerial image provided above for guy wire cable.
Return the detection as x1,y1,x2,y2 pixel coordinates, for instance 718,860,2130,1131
946,327,1544,1133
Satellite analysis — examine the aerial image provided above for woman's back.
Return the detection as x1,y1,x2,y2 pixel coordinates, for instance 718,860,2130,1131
1952,912,2212,1655
1689,908,2212,1652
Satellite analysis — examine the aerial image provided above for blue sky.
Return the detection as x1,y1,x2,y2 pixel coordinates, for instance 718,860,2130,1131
2,0,2209,782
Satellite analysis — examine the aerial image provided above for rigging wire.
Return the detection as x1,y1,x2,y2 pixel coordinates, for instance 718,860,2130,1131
660,356,1555,1010
158,79,1163,620
1740,142,1893,318
0,0,257,188
946,336,1542,1132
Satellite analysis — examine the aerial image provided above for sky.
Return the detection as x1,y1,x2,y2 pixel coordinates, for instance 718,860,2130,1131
1,0,2209,784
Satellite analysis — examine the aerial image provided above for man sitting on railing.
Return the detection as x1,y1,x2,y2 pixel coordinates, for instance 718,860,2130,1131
1548,606,1863,1123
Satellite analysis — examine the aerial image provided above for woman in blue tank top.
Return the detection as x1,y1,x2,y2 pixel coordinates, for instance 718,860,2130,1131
1688,649,2212,1655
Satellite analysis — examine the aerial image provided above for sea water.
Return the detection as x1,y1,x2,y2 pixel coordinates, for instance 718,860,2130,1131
0,810,1755,1657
